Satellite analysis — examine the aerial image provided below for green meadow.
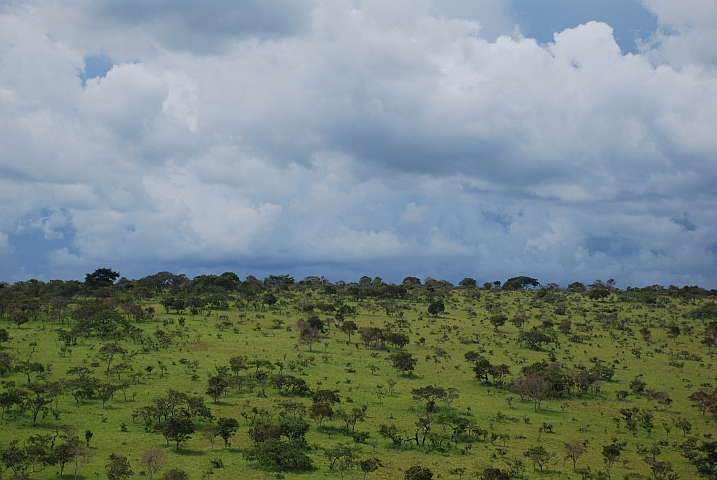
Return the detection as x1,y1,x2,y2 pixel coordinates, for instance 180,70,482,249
1,273,717,480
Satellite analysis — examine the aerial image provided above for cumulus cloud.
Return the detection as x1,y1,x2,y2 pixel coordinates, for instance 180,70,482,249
1,0,717,287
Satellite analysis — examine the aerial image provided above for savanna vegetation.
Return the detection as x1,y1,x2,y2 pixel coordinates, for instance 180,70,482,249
0,270,717,479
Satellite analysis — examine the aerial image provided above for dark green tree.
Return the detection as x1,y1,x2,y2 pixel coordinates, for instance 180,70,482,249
405,465,433,480
390,352,417,376
85,268,120,289
105,453,133,480
154,416,195,450
161,468,189,480
359,457,382,479
427,301,445,317
216,417,240,448
523,445,554,472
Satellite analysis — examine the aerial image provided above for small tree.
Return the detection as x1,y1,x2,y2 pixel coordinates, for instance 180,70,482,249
359,457,382,479
405,465,433,480
161,468,190,480
202,425,218,450
602,443,622,477
105,453,133,480
310,401,334,426
390,352,417,376
154,416,195,450
98,343,127,373
216,417,240,448
523,445,554,472
296,320,322,350
140,449,164,480
427,301,445,317
489,314,507,331
206,375,229,403
674,417,692,436
98,383,118,407
339,320,358,342
563,440,586,472
72,446,94,480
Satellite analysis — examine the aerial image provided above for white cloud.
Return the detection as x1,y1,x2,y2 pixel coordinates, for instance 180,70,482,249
640,0,717,67
0,1,716,286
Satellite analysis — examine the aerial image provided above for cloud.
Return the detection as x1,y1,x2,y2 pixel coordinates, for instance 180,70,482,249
1,1,717,287
640,0,717,67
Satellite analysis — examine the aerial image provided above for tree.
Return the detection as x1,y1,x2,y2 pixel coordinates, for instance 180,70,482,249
323,443,357,472
506,276,540,288
14,360,45,384
385,331,410,349
228,356,247,376
510,314,529,331
629,376,647,394
98,343,127,373
587,288,610,300
69,445,94,480
427,301,445,317
206,375,229,403
244,438,313,471
296,320,322,350
154,416,195,450
336,407,366,432
0,351,14,376
0,328,10,345
216,417,240,448
489,364,510,386
54,442,79,475
140,449,164,480
564,440,586,472
105,453,133,480
340,320,358,341
523,445,554,472
26,381,61,425
521,374,551,411
689,388,717,416
309,401,333,426
202,425,218,450
390,352,417,376
517,330,554,350
86,268,120,289
0,440,30,479
458,278,477,287
161,468,190,480
674,417,692,436
98,383,118,407
479,468,510,480
489,314,507,331
602,443,622,477
313,389,342,405
405,465,433,480
359,457,382,479
666,324,681,340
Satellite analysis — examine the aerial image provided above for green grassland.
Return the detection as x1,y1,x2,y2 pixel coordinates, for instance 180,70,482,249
1,276,717,480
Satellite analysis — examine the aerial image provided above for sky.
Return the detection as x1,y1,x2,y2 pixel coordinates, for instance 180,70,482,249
1,0,717,288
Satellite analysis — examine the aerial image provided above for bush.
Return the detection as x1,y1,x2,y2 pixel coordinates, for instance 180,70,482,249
405,465,433,480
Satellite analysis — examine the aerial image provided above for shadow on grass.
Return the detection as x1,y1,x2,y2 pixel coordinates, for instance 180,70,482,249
172,448,207,456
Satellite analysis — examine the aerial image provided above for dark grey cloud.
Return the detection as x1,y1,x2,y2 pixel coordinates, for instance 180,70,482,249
91,0,315,53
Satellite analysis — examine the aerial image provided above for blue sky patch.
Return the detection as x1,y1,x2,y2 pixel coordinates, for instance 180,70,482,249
80,53,114,86
511,0,657,54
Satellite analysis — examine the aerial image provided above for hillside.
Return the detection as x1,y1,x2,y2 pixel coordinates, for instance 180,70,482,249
1,273,716,479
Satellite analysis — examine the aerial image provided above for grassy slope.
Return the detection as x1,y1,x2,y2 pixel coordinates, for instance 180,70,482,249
2,289,716,479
